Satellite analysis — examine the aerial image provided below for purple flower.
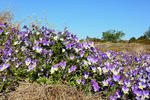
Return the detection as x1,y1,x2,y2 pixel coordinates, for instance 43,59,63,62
33,45,38,50
113,75,120,82
134,89,142,97
3,49,8,55
91,65,96,72
131,84,138,91
88,41,94,47
81,78,86,84
32,59,37,67
4,46,10,49
28,64,34,70
16,62,22,68
32,59,37,64
136,96,144,100
121,85,129,94
76,79,81,84
147,81,150,87
34,40,40,45
39,37,43,43
87,56,92,62
2,55,7,61
102,79,109,86
32,24,35,27
91,80,100,91
52,64,59,69
48,50,53,56
5,40,10,45
84,72,89,79
0,29,3,33
51,64,59,74
41,26,45,30
79,51,84,57
0,23,4,26
8,48,14,54
64,26,68,31
39,29,42,32
109,93,118,100
24,49,28,53
92,57,98,64
70,55,74,60
58,31,62,35
25,57,31,66
4,23,8,27
44,33,49,37
66,43,72,48
0,63,10,71
102,67,109,73
42,49,48,54
82,60,88,66
42,40,47,45
45,71,49,77
124,79,131,87
23,25,27,29
50,29,55,33
114,90,121,98
82,41,88,48
143,90,149,98
68,65,77,73
138,81,146,89
60,61,66,69
36,46,42,53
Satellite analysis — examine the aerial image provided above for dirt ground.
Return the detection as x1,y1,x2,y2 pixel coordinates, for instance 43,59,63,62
0,82,103,100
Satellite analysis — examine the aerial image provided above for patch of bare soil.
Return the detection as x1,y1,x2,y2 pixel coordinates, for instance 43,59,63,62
0,82,103,100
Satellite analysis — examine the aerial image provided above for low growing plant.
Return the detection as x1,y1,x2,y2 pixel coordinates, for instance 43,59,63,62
0,23,149,100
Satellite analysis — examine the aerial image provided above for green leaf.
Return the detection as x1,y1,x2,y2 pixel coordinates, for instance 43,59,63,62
0,83,4,91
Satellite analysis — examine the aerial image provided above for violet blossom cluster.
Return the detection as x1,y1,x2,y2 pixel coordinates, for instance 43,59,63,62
0,23,149,100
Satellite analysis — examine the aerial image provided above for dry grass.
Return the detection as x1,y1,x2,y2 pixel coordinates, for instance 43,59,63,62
95,42,150,54
0,82,103,100
0,10,14,24
0,9,21,29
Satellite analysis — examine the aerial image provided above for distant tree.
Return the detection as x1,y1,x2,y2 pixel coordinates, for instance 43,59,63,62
144,27,150,38
129,37,136,43
137,35,147,41
136,35,150,44
102,30,125,42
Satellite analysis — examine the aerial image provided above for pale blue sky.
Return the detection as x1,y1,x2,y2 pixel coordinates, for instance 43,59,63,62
1,0,150,39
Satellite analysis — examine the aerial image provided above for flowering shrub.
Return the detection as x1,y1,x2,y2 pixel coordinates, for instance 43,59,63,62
0,23,150,100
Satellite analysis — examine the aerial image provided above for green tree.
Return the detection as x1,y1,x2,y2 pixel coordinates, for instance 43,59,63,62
129,37,136,43
144,27,150,38
102,30,125,42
